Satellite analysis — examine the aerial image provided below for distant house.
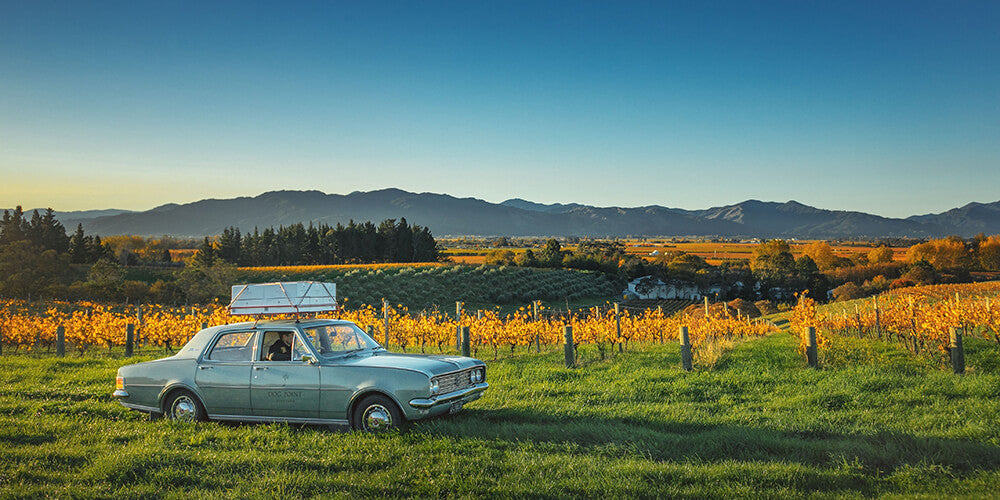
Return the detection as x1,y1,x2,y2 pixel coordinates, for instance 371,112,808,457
624,276,701,300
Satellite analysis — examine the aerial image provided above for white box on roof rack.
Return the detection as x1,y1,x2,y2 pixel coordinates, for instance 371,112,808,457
228,282,337,316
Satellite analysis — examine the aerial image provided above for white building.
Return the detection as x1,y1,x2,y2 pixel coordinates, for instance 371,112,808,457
624,276,701,300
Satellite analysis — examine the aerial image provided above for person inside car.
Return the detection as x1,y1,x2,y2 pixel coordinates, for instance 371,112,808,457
267,332,293,361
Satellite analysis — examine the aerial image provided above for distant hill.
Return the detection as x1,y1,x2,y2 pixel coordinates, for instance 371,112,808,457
1,208,134,231
906,201,1000,236
64,189,998,238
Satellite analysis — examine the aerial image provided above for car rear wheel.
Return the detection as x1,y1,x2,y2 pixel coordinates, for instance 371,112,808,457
351,394,404,432
164,390,206,423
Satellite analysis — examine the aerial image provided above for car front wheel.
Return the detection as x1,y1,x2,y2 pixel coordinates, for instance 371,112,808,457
351,394,404,432
164,390,206,423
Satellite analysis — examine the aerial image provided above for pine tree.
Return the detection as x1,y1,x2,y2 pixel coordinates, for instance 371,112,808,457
69,224,89,263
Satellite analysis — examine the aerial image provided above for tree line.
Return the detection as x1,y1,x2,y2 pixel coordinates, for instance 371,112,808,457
197,218,438,267
0,206,439,304
0,207,115,299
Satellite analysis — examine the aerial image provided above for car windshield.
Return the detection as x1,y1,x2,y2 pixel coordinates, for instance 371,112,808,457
301,323,381,356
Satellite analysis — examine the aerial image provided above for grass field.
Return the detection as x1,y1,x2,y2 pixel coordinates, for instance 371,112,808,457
2,333,999,498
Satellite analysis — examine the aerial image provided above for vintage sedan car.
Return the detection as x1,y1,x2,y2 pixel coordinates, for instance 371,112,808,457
113,319,488,431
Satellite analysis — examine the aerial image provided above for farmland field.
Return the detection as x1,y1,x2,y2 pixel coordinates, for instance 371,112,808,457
1,333,999,497
440,239,909,266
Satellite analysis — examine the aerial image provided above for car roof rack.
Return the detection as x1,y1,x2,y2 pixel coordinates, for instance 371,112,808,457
228,282,338,323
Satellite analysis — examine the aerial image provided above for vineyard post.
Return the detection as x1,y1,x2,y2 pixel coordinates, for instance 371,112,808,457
136,305,143,347
874,297,881,339
533,300,540,353
455,301,462,351
56,325,65,357
366,325,375,341
615,303,622,353
806,326,818,368
658,305,664,343
679,326,692,371
382,299,390,348
125,324,135,357
461,326,470,357
950,326,965,375
563,325,574,368
201,322,208,330
0,325,4,356
704,296,709,317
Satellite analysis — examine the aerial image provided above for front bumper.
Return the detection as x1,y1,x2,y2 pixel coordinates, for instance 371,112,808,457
409,382,489,409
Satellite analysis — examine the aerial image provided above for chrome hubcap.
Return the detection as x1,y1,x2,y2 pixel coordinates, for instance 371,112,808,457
171,396,197,422
363,404,392,431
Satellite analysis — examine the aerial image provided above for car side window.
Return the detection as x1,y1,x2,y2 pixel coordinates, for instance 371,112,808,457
290,334,310,361
261,331,311,361
206,331,255,361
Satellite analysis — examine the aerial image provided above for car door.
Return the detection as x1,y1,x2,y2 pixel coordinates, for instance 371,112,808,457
194,330,255,416
251,329,320,419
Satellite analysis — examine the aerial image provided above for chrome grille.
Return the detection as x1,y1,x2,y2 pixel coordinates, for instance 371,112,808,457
436,369,473,394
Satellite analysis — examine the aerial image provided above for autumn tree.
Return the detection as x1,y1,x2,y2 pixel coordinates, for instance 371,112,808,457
905,236,973,271
868,245,894,264
978,235,1000,271
802,241,836,270
751,239,795,280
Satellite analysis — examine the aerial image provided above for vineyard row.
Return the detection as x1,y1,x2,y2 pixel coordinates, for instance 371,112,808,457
0,300,774,359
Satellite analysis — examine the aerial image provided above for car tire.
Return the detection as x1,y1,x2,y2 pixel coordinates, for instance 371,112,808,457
164,390,206,423
351,394,405,432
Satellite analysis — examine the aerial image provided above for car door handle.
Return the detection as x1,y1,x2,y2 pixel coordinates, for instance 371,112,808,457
254,366,268,370
199,366,212,370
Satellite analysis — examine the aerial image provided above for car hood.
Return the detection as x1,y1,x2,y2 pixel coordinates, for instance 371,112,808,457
327,350,482,376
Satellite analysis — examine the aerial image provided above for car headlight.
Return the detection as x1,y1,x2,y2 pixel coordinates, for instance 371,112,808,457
470,369,483,383
430,378,439,395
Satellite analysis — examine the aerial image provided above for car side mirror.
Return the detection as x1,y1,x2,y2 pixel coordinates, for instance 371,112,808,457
301,355,317,365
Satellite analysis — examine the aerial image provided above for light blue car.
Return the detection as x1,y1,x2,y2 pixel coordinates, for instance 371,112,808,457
113,319,488,431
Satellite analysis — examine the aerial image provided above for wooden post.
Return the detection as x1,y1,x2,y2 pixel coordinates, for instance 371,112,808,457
201,322,208,330
873,296,881,339
533,300,540,353
136,305,143,347
950,327,965,375
704,296,709,317
56,325,65,357
0,325,3,355
679,326,692,372
366,325,375,340
806,326,818,368
658,305,664,343
563,325,575,368
382,299,390,348
615,302,622,353
125,324,135,357
461,326,470,357
456,301,463,350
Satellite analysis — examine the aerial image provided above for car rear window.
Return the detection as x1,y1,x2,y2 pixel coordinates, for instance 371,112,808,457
206,331,255,361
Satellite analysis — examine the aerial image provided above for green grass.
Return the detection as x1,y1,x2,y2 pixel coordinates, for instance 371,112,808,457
2,335,999,498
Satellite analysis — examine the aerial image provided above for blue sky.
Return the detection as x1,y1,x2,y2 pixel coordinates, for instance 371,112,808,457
1,1,998,218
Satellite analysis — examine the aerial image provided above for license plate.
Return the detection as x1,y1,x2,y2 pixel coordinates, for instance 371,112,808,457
449,401,464,414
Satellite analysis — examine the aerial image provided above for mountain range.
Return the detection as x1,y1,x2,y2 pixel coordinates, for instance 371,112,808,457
11,189,999,239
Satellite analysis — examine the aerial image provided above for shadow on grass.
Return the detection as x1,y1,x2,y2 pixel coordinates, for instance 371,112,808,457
415,407,1000,479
